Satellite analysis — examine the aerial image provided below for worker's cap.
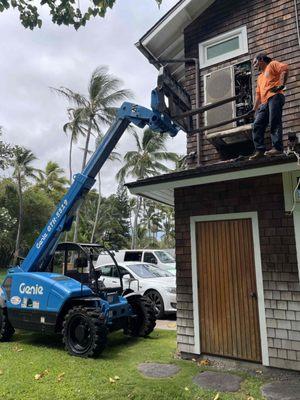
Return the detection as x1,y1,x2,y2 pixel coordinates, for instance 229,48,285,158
253,53,272,66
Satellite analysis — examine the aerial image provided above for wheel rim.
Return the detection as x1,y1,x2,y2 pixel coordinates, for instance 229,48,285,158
147,292,162,316
68,315,93,354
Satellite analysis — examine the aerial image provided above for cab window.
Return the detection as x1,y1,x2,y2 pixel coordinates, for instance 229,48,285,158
143,252,157,264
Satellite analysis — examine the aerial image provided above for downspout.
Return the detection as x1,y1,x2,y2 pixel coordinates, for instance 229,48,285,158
294,0,300,47
194,58,201,166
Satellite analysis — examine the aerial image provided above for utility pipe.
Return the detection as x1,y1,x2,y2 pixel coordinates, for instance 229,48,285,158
189,112,251,135
294,0,300,47
172,95,237,119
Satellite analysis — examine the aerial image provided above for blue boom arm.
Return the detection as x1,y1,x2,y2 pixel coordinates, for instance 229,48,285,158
16,90,181,273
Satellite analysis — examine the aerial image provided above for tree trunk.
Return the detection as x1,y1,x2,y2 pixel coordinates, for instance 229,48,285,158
69,134,73,183
73,117,93,242
81,118,93,171
14,172,23,264
64,135,74,243
131,196,141,249
91,172,101,243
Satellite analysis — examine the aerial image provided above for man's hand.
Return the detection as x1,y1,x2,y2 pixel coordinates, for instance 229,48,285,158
271,85,285,93
246,108,256,117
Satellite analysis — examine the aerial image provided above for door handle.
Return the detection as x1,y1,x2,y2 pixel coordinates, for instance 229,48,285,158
250,292,257,299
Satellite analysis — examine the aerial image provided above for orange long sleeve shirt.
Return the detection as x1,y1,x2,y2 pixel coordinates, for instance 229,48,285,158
256,60,289,104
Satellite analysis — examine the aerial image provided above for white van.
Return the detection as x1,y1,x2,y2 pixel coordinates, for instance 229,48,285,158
97,249,176,273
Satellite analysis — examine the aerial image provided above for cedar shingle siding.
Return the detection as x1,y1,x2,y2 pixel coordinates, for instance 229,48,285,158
175,174,300,370
183,0,300,166
134,0,300,371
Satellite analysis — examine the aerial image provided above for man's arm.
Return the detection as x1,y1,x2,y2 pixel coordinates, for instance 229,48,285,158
279,69,289,86
253,93,261,111
251,83,261,113
270,61,289,92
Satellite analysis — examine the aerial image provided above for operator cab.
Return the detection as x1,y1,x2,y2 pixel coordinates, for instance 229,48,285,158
48,242,123,295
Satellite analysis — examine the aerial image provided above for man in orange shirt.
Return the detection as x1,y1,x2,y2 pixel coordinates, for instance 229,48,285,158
249,53,289,160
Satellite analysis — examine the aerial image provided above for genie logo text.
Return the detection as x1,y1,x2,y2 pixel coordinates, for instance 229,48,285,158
19,283,44,296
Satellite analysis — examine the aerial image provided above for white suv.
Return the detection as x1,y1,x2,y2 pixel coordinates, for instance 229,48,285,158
96,262,176,318
97,249,176,272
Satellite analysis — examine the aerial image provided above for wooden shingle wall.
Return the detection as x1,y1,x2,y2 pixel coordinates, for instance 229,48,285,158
183,0,300,166
175,174,300,370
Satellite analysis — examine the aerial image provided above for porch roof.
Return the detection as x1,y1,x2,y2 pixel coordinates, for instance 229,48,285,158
135,0,215,81
126,155,298,206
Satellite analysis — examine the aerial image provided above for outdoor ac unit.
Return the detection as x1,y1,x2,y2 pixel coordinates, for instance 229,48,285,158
204,66,235,133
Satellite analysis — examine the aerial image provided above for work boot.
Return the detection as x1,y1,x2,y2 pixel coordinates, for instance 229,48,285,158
264,148,283,157
249,151,265,161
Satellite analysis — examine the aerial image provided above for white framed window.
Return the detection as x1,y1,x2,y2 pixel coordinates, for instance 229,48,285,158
199,26,248,68
283,171,300,212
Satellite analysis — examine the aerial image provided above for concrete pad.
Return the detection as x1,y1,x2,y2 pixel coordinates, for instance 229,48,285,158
261,381,300,400
138,363,180,378
155,320,177,330
193,371,243,392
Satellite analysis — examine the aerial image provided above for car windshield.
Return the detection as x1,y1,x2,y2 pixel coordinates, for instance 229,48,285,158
128,264,173,278
154,251,175,264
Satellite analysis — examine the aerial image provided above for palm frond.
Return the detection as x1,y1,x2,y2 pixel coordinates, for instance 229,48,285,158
51,87,88,108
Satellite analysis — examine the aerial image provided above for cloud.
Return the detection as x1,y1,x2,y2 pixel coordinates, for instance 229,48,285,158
0,0,186,196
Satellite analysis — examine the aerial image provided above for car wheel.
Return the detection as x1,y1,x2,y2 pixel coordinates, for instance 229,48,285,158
126,295,156,337
62,306,107,357
145,290,164,319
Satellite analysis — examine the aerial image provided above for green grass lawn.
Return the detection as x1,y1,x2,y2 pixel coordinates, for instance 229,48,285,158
0,329,266,400
0,271,7,283
0,271,265,399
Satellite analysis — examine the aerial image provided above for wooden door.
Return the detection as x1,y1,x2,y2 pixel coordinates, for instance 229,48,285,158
196,219,262,362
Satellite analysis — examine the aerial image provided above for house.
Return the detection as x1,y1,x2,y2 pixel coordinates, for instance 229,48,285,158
127,0,300,371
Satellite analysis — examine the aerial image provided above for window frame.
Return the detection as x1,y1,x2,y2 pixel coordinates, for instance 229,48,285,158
199,26,248,69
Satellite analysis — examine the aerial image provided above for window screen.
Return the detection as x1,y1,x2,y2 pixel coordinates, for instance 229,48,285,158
207,36,239,60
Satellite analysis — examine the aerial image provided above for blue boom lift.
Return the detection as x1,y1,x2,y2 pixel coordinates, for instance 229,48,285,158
0,69,192,357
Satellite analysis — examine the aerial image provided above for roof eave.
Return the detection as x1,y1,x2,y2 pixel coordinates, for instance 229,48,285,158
135,0,216,80
126,157,298,206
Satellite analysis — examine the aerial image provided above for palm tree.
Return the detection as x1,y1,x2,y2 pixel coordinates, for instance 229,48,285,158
12,147,39,262
63,108,86,183
53,66,132,242
141,199,161,241
158,204,175,247
117,128,178,249
90,133,121,243
174,154,188,171
36,161,68,203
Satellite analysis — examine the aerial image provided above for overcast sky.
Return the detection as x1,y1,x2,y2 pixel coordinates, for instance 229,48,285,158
0,0,186,196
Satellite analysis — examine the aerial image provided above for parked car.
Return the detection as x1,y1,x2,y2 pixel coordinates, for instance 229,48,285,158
96,262,176,318
97,249,176,271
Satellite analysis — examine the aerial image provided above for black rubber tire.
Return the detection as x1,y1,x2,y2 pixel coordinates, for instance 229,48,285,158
127,296,156,337
62,306,107,358
145,290,165,319
0,308,15,342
